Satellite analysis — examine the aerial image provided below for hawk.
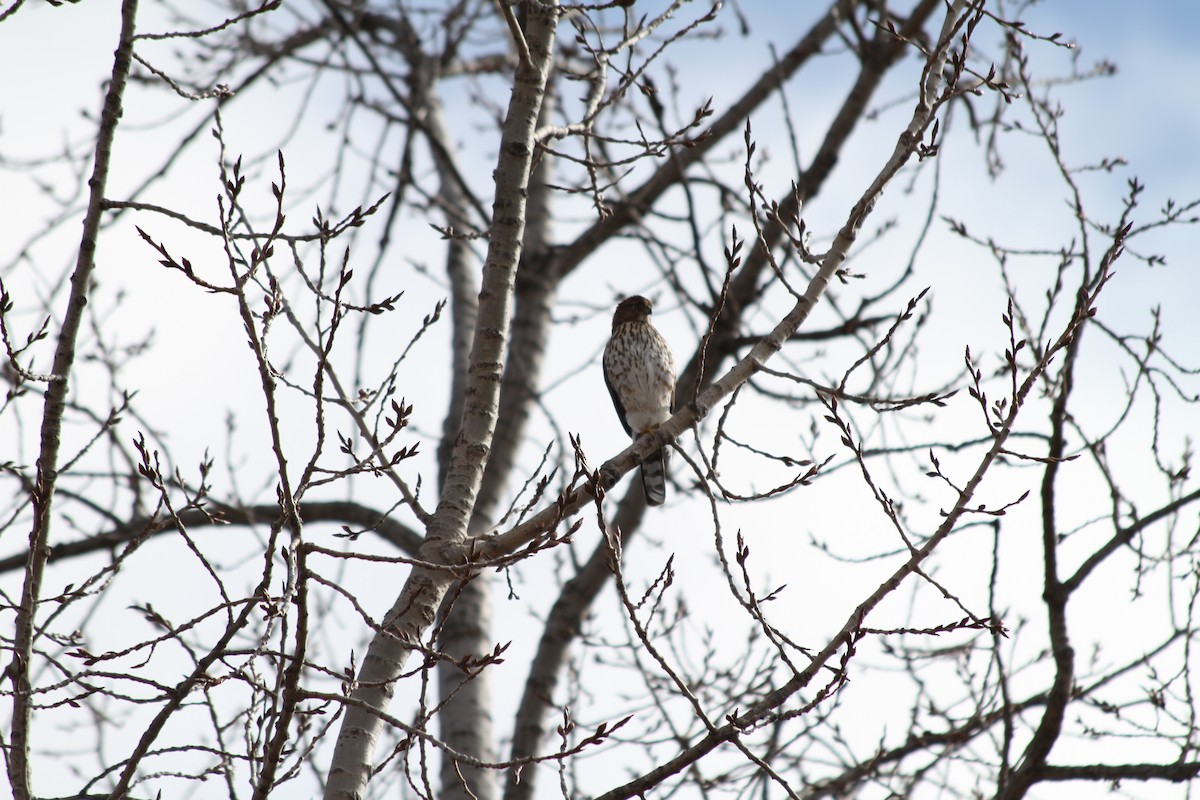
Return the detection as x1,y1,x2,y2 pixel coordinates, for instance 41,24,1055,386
603,295,677,506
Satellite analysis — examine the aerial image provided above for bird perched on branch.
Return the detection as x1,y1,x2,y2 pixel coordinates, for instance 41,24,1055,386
602,295,677,506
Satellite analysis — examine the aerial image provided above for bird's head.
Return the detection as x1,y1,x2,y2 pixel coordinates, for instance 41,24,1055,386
612,295,653,329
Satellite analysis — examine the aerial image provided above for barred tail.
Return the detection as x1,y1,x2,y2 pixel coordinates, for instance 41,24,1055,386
640,448,668,506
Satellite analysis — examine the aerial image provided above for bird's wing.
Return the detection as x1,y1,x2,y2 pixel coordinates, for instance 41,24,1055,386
603,348,633,436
